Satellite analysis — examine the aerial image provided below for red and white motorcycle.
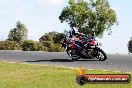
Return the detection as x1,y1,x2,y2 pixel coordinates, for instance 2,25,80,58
62,33,107,61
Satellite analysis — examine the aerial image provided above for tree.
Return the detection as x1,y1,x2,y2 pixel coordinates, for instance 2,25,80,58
128,38,132,53
8,21,28,43
39,31,65,52
53,33,65,44
39,31,64,44
59,0,118,37
39,33,53,42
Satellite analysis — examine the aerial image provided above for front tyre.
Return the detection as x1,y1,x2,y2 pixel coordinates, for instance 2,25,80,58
96,48,107,61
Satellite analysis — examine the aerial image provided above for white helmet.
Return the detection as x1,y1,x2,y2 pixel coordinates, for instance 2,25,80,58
72,27,78,34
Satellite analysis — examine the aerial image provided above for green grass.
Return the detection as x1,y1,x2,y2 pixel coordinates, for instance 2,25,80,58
0,61,131,88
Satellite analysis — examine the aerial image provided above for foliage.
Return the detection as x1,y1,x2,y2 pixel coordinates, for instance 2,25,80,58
0,40,22,50
128,39,132,53
59,0,118,37
40,41,65,52
48,44,65,52
41,41,53,48
8,21,28,43
53,33,65,44
39,34,53,42
22,40,47,51
39,31,65,52
39,31,64,44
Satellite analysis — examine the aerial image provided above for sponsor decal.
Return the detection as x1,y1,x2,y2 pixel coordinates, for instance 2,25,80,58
76,67,131,85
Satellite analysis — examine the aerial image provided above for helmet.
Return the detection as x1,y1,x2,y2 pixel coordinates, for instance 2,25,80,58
72,27,78,34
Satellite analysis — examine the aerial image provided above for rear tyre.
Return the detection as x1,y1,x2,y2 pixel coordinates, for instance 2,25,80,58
67,48,80,61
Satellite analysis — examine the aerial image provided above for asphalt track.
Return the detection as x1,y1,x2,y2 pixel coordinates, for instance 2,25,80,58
0,51,132,72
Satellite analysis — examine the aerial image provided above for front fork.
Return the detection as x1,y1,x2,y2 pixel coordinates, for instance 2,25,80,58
90,47,99,57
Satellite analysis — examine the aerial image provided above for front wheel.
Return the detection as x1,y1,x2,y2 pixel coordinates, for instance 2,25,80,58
95,48,107,61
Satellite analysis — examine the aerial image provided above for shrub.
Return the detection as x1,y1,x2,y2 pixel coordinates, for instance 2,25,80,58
22,40,48,51
0,40,22,50
41,41,65,52
48,44,65,52
41,41,53,48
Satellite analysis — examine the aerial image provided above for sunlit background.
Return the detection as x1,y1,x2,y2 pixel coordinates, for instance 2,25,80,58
0,0,132,54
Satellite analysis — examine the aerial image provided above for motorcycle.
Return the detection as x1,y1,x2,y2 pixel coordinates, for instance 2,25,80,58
62,33,107,61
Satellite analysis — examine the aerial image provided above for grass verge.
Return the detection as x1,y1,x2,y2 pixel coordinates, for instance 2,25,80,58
0,61,131,88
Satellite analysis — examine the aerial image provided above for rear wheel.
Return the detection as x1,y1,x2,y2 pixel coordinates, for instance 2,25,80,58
67,48,80,61
96,48,107,61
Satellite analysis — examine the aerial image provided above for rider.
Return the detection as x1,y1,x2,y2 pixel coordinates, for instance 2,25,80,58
69,26,79,38
68,24,85,57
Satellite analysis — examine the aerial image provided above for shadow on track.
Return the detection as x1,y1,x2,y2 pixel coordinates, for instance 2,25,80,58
25,59,98,63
